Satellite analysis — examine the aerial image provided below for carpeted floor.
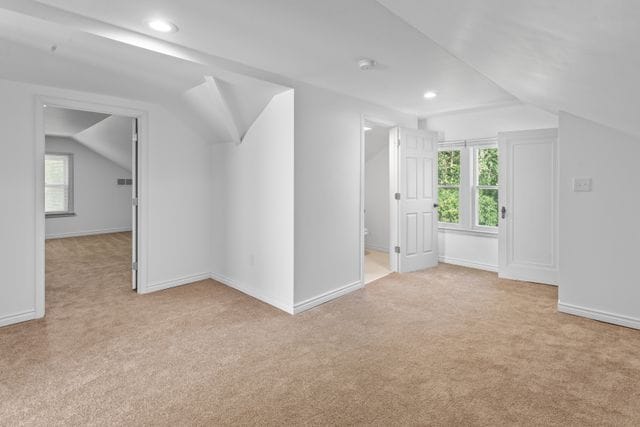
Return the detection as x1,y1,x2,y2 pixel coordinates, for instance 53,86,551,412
1,233,639,425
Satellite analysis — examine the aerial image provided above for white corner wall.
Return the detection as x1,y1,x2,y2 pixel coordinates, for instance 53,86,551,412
293,83,416,311
558,112,640,329
211,89,295,312
364,129,390,253
45,137,132,239
0,78,212,327
427,104,558,271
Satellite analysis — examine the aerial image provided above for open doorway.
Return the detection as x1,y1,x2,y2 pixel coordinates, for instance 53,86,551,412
363,120,394,284
42,104,139,316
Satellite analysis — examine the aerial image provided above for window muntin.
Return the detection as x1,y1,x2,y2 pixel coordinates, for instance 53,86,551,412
437,150,461,224
45,153,73,215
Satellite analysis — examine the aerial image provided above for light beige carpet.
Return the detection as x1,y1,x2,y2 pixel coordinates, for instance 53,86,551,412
1,233,639,425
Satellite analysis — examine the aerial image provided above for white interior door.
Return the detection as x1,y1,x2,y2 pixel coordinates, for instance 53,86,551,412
131,118,138,291
498,128,558,285
395,127,439,273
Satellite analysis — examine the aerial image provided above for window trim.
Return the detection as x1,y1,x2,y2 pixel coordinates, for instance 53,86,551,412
437,139,498,236
45,152,75,217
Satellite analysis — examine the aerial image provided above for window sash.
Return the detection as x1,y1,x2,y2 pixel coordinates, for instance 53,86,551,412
437,148,462,225
472,145,498,230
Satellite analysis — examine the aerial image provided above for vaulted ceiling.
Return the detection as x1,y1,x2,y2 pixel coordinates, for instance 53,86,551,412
377,0,640,137
25,0,516,116
1,0,636,137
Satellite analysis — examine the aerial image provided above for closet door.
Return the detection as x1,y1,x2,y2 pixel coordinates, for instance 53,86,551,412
498,128,558,285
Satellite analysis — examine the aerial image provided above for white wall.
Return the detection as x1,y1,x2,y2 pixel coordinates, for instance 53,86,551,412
364,127,390,253
426,104,558,271
293,83,416,309
558,112,640,329
0,78,212,326
211,90,295,312
427,103,559,141
45,137,132,239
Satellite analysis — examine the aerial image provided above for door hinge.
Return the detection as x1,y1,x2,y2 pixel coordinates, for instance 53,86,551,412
132,133,138,143
395,192,401,200
132,197,138,206
394,246,401,254
132,261,138,271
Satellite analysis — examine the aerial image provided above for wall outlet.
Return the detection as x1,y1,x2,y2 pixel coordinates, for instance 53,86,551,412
573,177,592,192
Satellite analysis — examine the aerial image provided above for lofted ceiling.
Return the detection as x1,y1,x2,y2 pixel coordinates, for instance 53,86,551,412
28,0,517,116
377,0,640,137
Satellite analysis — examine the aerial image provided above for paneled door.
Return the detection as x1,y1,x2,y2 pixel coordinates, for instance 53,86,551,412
498,128,558,285
395,127,439,273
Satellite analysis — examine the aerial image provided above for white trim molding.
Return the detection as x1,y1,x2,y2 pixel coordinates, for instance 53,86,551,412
142,272,211,294
558,302,640,330
439,256,498,272
0,310,37,328
209,272,294,314
293,280,363,314
45,227,132,240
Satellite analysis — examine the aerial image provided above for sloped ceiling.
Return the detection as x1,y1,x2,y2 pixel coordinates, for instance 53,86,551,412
74,115,133,171
44,106,109,137
28,0,516,116
377,0,640,137
44,106,133,171
0,4,292,145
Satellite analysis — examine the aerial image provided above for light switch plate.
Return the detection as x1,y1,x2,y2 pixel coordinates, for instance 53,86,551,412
573,177,592,192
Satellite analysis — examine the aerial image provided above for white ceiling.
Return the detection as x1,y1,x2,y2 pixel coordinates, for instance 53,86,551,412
44,106,109,137
30,0,516,116
45,106,132,171
377,0,640,137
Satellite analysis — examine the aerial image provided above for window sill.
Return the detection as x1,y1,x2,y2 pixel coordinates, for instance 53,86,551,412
438,226,498,238
46,212,76,218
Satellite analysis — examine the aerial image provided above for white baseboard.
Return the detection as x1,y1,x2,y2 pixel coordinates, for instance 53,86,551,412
365,243,389,253
0,309,37,328
439,256,498,272
293,280,363,314
209,272,294,314
558,302,640,330
142,272,211,294
46,227,132,240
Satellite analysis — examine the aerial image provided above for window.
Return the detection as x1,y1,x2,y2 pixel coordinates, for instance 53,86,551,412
437,150,461,224
45,153,74,215
474,147,499,228
437,141,499,233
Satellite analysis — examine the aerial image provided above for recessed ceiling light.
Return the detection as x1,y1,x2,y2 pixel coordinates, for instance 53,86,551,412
424,91,438,99
147,19,178,33
363,126,372,131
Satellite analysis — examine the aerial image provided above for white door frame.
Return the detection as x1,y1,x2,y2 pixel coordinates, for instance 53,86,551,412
360,114,398,287
34,95,149,318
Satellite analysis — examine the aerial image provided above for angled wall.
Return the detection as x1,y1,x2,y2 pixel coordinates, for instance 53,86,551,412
211,89,295,312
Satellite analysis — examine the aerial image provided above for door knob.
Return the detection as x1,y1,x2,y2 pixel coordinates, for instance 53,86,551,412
433,203,439,208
